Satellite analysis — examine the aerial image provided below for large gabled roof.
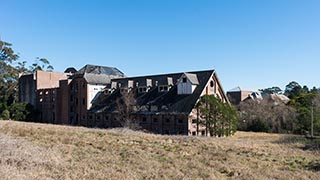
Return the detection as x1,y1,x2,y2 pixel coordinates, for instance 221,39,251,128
89,70,218,115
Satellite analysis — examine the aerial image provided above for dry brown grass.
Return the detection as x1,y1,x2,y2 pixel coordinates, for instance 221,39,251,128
0,120,319,180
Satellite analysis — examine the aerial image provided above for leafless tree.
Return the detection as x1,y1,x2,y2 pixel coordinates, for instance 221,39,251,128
116,89,140,130
238,94,296,133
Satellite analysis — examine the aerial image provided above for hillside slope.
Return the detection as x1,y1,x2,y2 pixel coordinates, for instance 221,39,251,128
0,120,319,180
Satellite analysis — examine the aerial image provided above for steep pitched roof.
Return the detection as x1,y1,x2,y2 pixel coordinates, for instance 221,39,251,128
89,70,217,115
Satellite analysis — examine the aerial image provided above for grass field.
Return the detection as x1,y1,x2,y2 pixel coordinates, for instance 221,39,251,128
0,120,319,180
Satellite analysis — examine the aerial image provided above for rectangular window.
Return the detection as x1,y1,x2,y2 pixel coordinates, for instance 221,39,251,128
153,118,158,123
192,131,196,136
82,98,85,105
192,119,197,124
182,77,187,83
202,130,206,136
178,119,183,124
142,117,147,122
105,116,109,120
166,118,170,123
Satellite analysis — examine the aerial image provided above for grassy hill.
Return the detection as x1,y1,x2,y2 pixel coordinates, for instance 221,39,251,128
0,120,319,180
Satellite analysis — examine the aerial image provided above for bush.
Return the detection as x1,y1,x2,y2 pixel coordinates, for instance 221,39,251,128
247,119,270,133
8,102,31,121
1,109,10,120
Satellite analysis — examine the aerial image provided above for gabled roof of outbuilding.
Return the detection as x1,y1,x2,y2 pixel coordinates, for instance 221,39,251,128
73,64,126,84
228,86,254,93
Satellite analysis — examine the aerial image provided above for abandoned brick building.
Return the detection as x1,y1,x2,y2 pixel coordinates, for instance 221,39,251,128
19,64,229,136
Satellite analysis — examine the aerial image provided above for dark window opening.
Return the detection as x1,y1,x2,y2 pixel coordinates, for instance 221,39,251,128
142,117,147,122
178,119,183,124
82,98,85,105
153,118,158,123
105,116,109,120
182,77,187,83
166,118,170,123
97,116,101,120
210,81,214,88
89,115,93,120
192,119,197,124
192,131,196,136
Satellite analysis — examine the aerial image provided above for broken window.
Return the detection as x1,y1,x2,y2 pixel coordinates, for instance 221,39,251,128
182,77,187,83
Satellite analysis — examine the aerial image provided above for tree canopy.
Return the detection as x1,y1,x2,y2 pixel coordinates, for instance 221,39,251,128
197,95,237,137
0,40,53,121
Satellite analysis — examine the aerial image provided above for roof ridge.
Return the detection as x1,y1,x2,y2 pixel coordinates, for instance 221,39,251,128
113,69,215,80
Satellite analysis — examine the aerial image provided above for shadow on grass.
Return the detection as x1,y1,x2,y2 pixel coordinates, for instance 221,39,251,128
274,135,320,171
306,161,320,172
274,135,320,151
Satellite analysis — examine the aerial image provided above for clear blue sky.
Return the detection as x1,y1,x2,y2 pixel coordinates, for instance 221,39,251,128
2,0,320,91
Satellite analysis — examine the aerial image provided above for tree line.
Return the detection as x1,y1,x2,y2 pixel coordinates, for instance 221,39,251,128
0,40,53,120
238,82,320,136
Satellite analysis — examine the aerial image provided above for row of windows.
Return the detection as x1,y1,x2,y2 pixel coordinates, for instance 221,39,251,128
86,115,184,124
70,82,86,91
191,130,206,136
70,96,86,105
38,97,55,103
39,90,55,95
